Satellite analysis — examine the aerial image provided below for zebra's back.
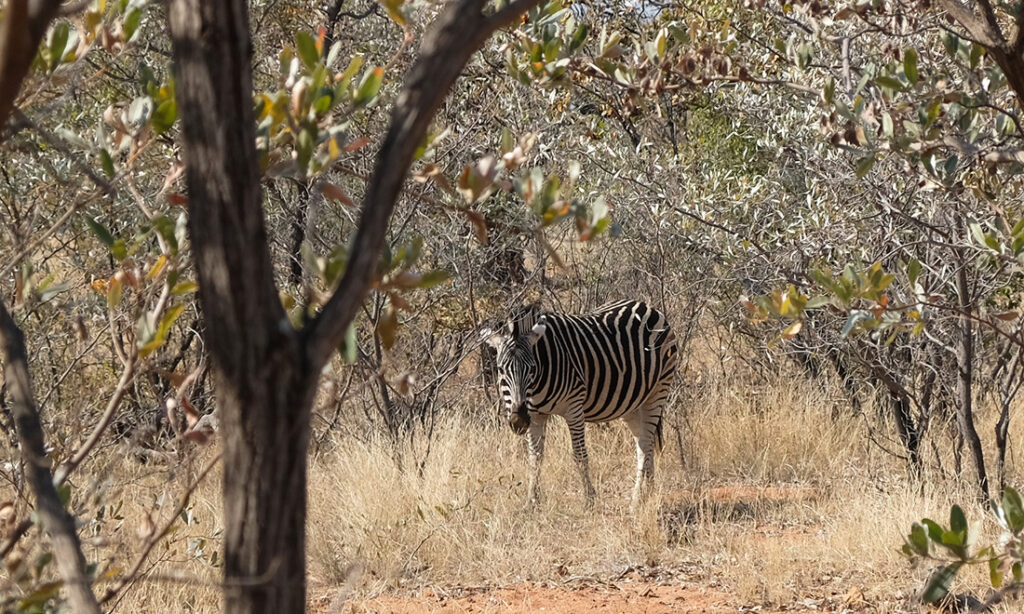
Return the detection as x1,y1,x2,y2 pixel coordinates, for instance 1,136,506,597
532,301,678,423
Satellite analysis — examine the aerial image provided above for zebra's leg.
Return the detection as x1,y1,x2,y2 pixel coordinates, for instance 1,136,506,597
625,409,659,511
526,414,548,505
566,414,597,507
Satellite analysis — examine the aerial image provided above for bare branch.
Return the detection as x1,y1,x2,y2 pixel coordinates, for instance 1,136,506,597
935,0,1005,47
0,298,101,614
52,355,137,487
99,453,222,606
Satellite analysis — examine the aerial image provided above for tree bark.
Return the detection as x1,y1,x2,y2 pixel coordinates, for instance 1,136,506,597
954,241,990,501
0,0,62,135
0,299,101,614
168,2,316,612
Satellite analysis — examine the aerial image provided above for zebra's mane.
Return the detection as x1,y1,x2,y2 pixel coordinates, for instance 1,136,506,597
507,302,544,337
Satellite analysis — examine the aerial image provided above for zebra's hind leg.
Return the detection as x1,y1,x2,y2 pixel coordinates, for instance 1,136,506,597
566,413,597,507
526,414,549,505
625,408,659,512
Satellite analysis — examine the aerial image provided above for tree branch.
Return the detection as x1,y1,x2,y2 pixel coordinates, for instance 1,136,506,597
936,0,1004,47
0,0,63,136
304,0,543,368
0,298,101,614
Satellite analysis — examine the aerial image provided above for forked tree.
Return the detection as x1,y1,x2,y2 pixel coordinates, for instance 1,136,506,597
0,0,540,611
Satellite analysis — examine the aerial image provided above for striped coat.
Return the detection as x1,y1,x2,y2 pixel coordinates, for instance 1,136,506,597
484,300,678,508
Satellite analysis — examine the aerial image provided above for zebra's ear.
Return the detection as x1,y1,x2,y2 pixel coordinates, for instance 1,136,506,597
481,328,503,350
527,321,546,346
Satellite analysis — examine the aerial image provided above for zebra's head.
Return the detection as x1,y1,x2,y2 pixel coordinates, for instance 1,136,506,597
482,309,547,435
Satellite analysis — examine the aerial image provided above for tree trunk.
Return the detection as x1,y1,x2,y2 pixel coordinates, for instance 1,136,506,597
954,244,990,501
0,300,101,614
168,1,541,611
168,2,316,611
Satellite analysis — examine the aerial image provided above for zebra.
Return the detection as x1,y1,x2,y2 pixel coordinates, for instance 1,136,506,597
482,300,679,509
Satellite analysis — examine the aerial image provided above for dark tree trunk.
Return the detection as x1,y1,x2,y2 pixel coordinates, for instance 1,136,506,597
891,388,922,478
954,241,990,501
288,183,312,287
869,364,922,477
167,2,316,611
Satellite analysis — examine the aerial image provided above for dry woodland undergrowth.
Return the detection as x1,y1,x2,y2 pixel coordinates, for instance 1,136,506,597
4,352,1024,612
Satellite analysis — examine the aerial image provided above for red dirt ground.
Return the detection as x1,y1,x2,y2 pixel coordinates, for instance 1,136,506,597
341,583,742,613
329,580,872,614
322,486,878,614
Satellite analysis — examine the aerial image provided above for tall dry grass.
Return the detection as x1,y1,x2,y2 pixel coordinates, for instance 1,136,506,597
7,358,1024,612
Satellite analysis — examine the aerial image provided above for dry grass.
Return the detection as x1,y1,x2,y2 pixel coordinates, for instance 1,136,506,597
6,362,1024,612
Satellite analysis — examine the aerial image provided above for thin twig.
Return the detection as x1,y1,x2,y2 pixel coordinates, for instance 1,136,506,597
100,452,222,606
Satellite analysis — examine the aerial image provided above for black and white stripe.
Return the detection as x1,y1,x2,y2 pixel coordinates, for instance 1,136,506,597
483,300,678,508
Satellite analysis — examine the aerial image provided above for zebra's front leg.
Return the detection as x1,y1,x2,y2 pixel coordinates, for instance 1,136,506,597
566,415,597,507
526,414,548,505
626,412,657,512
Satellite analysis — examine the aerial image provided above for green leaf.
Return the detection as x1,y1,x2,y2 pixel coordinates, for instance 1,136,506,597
1002,487,1024,533
969,220,988,247
139,303,185,357
39,281,71,303
874,75,904,91
152,215,179,254
123,6,143,42
376,305,398,350
922,519,944,542
49,22,70,71
1011,216,1024,238
944,32,960,57
805,296,831,309
969,43,984,69
950,505,967,538
668,24,689,44
922,563,961,604
354,66,383,107
855,155,876,178
904,48,918,85
151,99,177,134
906,522,930,556
380,0,406,26
17,582,63,609
881,112,894,138
171,281,198,295
990,555,1004,588
339,323,357,364
907,258,921,285
337,54,364,92
569,23,589,52
107,276,122,310
100,149,115,178
418,269,449,289
56,483,71,506
86,217,115,246
295,32,320,69
110,238,127,261
499,126,515,155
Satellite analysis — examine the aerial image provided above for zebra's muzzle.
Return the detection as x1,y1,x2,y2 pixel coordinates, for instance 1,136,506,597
509,407,530,434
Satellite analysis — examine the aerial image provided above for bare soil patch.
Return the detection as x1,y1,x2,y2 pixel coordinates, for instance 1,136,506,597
332,577,875,614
